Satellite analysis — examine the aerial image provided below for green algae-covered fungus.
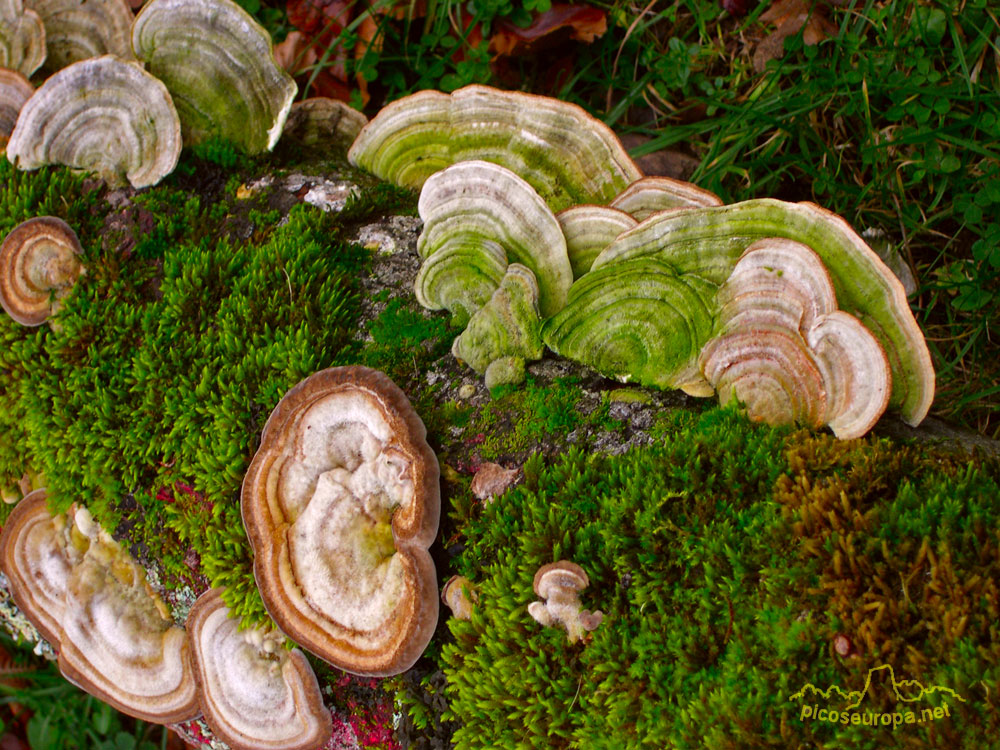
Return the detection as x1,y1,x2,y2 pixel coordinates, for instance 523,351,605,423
591,198,934,425
0,0,46,76
608,175,723,220
348,85,642,212
452,263,544,389
27,0,134,74
131,0,296,154
415,160,572,320
542,257,718,395
556,205,637,280
6,55,181,188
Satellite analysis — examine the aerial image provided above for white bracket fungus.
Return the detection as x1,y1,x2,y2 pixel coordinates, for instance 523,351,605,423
6,55,181,188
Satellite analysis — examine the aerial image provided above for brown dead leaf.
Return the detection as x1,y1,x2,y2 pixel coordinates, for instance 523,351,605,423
752,0,838,72
273,30,352,102
490,3,607,57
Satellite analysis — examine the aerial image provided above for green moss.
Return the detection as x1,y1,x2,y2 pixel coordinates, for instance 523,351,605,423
0,163,394,628
438,408,1000,748
360,295,456,386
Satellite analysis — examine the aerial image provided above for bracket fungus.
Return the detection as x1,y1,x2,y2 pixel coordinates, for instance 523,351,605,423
6,55,181,188
132,0,297,154
0,493,199,723
556,205,637,280
0,68,32,152
591,198,934,425
348,84,642,212
187,589,333,750
26,0,134,73
0,0,46,76
541,257,718,396
282,97,369,147
527,561,603,643
699,238,891,439
451,263,544,389
609,176,723,220
242,366,440,677
415,161,572,321
0,490,76,647
0,216,83,326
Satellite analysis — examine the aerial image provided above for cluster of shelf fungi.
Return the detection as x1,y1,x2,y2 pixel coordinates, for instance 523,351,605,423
0,0,936,746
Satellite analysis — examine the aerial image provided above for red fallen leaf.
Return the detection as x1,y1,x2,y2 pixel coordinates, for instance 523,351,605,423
490,3,607,57
274,29,352,102
287,0,352,36
752,0,838,71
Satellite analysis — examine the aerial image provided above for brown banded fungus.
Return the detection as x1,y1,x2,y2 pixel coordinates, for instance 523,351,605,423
609,176,723,220
6,56,181,188
699,238,891,439
25,0,134,73
0,216,83,326
0,493,200,723
0,489,77,646
242,366,440,676
0,0,46,76
348,84,642,212
132,0,297,154
415,160,572,321
0,68,33,153
527,561,603,643
592,199,933,425
187,589,333,750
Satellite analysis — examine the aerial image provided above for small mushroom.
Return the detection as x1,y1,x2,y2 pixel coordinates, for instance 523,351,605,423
186,589,333,750
242,366,440,676
6,56,181,188
348,84,642,212
527,561,603,643
0,68,33,152
25,0,134,74
0,216,83,326
132,0,297,153
441,576,476,621
0,0,46,77
609,176,723,220
282,97,368,147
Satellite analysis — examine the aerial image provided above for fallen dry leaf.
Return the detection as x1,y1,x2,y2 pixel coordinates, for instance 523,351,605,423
490,3,607,57
752,0,838,72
